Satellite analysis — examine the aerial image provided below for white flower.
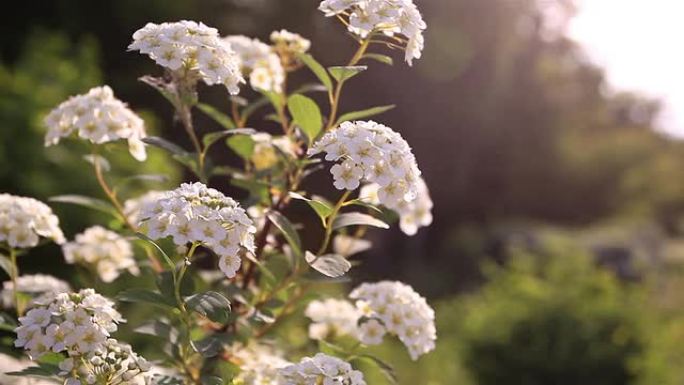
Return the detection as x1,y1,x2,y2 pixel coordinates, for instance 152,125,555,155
318,0,426,65
224,35,285,93
0,194,65,249
123,190,167,225
1,274,71,309
44,86,148,161
359,176,433,235
60,339,151,385
270,29,311,55
309,120,423,208
62,226,138,283
14,289,124,358
350,281,436,360
230,343,290,385
358,318,386,345
138,182,256,278
278,353,365,385
304,299,362,340
129,20,244,93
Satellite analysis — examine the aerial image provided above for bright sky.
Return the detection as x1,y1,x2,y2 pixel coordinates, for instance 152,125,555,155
568,0,684,137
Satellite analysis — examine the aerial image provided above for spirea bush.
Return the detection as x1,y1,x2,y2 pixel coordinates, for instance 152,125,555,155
0,2,435,384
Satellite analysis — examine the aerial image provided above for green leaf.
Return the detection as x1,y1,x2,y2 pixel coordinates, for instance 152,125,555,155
191,336,223,357
266,211,303,257
226,135,256,160
119,173,168,185
142,136,190,157
328,66,367,83
318,340,348,357
288,94,323,142
242,97,271,121
135,232,176,271
292,83,330,95
297,53,333,91
342,199,383,213
362,53,394,66
353,355,398,385
7,363,60,379
288,192,333,226
49,195,118,216
305,251,351,278
332,212,389,230
264,91,285,111
335,105,396,126
83,154,111,172
135,320,178,343
203,128,256,149
197,102,236,129
0,254,12,277
185,291,231,323
118,289,175,308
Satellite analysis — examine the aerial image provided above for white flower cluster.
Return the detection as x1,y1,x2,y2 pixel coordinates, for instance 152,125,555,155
0,353,55,385
360,176,433,235
123,190,167,225
270,29,311,56
318,0,426,65
304,299,362,340
44,86,148,161
138,182,256,278
230,343,290,385
350,281,436,360
14,289,124,359
0,194,65,249
129,20,244,94
250,133,298,170
278,353,365,385
1,274,71,309
62,226,139,283
308,120,422,207
224,35,285,93
58,339,151,385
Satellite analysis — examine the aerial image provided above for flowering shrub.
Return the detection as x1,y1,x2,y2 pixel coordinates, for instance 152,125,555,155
1,1,436,384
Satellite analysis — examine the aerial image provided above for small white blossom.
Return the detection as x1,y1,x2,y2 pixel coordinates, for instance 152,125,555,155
14,289,124,359
123,190,167,225
1,274,71,309
350,281,436,360
230,343,290,385
357,318,386,345
129,20,244,93
59,339,151,385
359,176,433,235
278,353,366,385
304,299,362,340
309,120,423,208
224,35,285,93
0,194,65,249
270,29,311,55
44,86,148,161
138,182,256,278
318,0,426,65
62,226,138,283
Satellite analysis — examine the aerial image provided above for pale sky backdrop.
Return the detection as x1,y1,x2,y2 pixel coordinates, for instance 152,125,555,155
568,0,684,137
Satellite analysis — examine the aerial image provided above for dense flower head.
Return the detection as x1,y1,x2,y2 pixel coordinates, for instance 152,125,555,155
62,226,139,283
44,86,147,161
14,289,124,359
129,20,244,93
350,281,436,360
224,35,285,93
270,29,311,56
123,190,167,225
359,176,433,235
308,120,422,208
318,0,426,65
58,338,151,385
138,182,256,278
304,299,361,340
278,353,366,385
0,194,65,249
230,343,290,385
1,274,71,309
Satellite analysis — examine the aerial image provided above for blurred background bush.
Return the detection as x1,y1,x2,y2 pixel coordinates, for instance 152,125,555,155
3,0,684,384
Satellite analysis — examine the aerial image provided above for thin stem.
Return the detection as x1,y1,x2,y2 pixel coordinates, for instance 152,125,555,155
91,148,164,273
326,37,372,130
175,243,199,312
9,248,22,316
317,190,352,255
179,103,205,181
